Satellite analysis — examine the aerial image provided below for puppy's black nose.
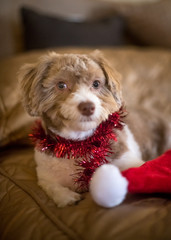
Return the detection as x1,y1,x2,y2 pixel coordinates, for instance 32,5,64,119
78,101,95,116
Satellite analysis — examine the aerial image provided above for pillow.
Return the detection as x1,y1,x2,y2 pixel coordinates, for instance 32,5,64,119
112,0,171,48
21,7,126,50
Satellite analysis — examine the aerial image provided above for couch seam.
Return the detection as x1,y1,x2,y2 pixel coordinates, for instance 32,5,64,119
0,167,83,240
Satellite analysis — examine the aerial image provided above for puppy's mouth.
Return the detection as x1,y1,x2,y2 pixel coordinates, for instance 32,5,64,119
80,116,93,122
64,115,97,126
61,114,98,132
60,114,93,123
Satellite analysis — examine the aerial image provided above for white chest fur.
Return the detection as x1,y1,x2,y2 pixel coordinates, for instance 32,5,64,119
113,125,144,170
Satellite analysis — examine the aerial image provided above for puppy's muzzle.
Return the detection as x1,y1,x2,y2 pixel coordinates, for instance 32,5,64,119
78,101,95,116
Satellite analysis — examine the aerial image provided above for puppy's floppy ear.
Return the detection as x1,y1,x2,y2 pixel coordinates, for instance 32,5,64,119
19,63,38,116
18,52,58,116
90,50,122,106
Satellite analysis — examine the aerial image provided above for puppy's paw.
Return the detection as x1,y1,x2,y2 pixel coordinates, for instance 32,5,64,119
53,188,82,208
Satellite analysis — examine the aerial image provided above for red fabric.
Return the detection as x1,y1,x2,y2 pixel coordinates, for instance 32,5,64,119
122,150,171,193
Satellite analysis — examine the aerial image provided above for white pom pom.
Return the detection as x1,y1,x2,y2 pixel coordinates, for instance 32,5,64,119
90,164,128,208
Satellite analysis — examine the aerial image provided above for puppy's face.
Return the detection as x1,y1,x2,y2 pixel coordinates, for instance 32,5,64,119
19,52,122,139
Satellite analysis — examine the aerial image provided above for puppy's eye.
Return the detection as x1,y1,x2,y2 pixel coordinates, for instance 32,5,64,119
57,82,67,90
92,80,100,89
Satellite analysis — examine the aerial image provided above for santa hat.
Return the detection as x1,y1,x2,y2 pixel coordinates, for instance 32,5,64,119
90,150,171,208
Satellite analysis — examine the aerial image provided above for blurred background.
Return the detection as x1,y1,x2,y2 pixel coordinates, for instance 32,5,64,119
1,0,171,147
0,0,170,59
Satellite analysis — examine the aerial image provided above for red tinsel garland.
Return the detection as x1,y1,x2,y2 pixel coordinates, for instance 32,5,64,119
29,108,126,191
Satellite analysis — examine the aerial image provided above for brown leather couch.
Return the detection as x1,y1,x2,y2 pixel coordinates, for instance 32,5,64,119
0,46,171,240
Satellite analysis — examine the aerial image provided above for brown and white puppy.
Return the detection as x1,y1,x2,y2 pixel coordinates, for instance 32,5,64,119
19,51,170,207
